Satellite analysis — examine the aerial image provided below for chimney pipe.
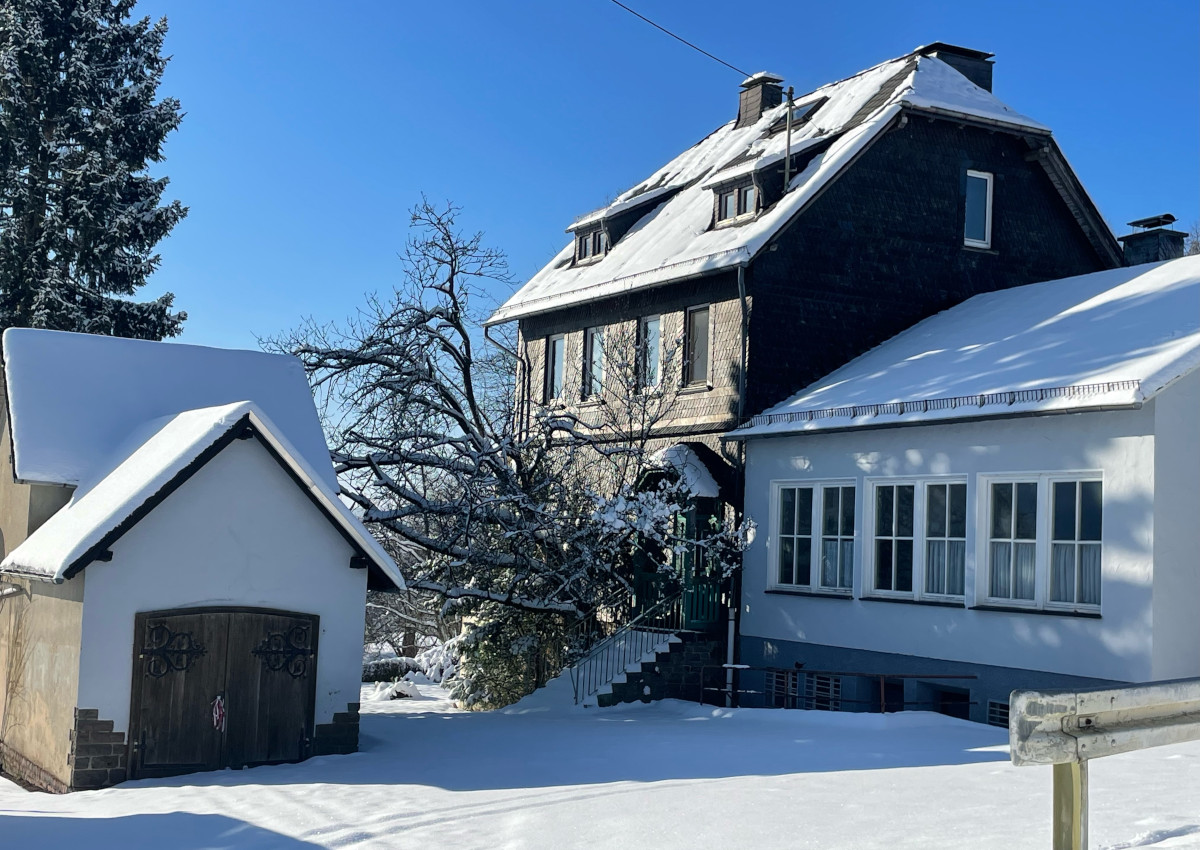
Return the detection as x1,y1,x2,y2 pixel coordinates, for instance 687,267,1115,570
736,71,784,129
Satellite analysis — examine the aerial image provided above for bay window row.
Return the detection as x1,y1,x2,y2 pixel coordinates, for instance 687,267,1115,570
770,475,1103,611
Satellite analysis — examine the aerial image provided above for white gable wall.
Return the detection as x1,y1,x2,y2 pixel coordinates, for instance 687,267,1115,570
76,437,366,734
741,404,1160,683
1151,368,1200,679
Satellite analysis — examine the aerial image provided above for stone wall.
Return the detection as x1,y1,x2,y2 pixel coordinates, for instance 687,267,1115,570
68,708,127,790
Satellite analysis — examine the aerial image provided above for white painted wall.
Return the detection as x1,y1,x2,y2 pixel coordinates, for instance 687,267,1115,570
77,438,366,734
1151,369,1200,679
741,404,1162,683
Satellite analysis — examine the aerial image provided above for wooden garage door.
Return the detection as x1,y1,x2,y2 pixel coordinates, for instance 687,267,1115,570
129,607,319,779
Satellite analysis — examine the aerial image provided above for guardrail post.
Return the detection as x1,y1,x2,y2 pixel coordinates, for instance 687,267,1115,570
1052,761,1087,850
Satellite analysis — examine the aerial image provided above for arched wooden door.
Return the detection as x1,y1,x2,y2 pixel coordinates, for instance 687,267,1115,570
129,607,319,779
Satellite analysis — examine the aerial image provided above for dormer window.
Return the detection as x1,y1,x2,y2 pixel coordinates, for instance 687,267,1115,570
575,227,608,263
716,182,758,225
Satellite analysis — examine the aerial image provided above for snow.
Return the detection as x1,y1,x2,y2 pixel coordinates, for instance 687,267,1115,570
3,681,1200,848
0,401,402,587
650,444,720,499
487,53,1051,326
733,256,1200,438
3,328,337,490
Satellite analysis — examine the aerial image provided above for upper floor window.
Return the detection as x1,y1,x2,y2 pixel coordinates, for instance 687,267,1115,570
984,475,1102,611
545,334,565,402
684,306,710,386
637,316,661,389
964,170,993,249
583,326,604,400
716,183,757,224
575,228,608,263
772,482,855,594
865,478,966,600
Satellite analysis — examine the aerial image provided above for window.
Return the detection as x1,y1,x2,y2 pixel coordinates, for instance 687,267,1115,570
874,484,914,592
1050,481,1102,605
821,486,855,590
736,185,757,216
773,482,854,593
576,229,606,262
717,184,757,223
987,700,1010,729
964,170,993,248
684,306,710,386
545,334,565,401
983,476,1102,611
805,674,841,711
582,327,604,400
592,230,608,256
925,483,967,597
637,316,661,388
766,669,799,708
865,479,967,600
577,234,590,261
987,481,1038,601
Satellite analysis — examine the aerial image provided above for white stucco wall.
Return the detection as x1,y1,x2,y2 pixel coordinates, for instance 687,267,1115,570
1151,369,1200,679
77,438,367,734
740,404,1161,683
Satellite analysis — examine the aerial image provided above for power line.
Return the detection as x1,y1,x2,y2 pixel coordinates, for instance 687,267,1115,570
605,0,750,78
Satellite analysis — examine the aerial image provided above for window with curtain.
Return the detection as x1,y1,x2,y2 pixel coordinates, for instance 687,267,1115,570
1050,481,1102,606
988,481,1037,601
821,486,855,590
925,483,967,597
684,306,710,386
637,316,661,388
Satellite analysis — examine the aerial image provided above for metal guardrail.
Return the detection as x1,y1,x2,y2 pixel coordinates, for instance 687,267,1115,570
1010,677,1200,850
570,591,684,704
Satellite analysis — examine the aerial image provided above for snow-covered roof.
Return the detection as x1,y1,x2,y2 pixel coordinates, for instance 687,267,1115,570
488,50,1055,326
651,444,720,499
3,328,337,491
0,401,404,588
730,256,1200,439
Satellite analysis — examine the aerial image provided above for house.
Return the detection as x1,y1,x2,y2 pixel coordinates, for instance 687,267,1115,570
728,251,1200,726
0,329,404,792
486,42,1123,526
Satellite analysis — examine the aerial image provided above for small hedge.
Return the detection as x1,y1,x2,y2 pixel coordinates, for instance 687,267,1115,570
363,656,422,682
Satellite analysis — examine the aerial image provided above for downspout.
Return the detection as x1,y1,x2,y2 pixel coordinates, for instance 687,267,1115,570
728,262,749,705
484,324,529,440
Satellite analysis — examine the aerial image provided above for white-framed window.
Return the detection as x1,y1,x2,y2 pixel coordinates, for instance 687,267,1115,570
582,326,604,400
772,481,855,593
717,189,736,222
864,478,967,601
980,474,1103,612
736,184,757,216
544,334,565,402
637,316,661,389
964,169,993,248
683,305,710,387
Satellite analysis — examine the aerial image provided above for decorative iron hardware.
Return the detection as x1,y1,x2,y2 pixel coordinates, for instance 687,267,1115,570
252,624,313,678
141,622,207,678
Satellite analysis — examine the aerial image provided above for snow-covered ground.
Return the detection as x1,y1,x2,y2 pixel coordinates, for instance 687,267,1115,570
2,681,1199,849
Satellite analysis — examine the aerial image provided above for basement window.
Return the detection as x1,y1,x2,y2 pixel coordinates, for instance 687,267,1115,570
964,170,993,248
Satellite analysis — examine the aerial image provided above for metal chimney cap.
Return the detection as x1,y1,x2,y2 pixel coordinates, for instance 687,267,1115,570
1127,213,1177,230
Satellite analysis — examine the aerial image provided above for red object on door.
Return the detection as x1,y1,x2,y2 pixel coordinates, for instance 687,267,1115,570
211,694,226,733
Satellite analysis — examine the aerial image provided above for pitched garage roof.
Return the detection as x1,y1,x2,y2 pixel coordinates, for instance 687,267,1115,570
0,401,404,589
3,328,338,491
730,256,1200,438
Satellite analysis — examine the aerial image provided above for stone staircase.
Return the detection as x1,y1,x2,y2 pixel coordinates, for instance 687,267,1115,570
594,631,724,707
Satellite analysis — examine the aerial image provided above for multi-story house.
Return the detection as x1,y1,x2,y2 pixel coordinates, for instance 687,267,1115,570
486,43,1121,523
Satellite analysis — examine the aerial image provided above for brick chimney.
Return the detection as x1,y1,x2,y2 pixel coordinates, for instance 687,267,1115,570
736,71,784,129
1118,214,1187,265
917,42,994,92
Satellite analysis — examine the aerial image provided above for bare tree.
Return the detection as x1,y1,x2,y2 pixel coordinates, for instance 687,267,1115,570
272,200,748,704
1186,221,1200,256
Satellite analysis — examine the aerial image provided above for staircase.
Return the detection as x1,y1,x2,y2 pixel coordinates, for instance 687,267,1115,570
569,589,726,707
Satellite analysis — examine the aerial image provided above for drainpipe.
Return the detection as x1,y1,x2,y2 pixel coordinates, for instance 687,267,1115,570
727,262,750,705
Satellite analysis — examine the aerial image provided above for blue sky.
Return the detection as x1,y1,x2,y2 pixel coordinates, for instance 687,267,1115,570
131,0,1198,350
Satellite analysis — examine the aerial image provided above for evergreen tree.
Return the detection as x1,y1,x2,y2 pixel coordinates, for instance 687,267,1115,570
0,0,187,339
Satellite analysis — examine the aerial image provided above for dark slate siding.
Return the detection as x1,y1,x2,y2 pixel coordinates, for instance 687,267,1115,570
743,116,1113,418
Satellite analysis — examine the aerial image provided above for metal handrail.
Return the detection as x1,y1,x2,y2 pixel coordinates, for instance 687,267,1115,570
570,590,685,704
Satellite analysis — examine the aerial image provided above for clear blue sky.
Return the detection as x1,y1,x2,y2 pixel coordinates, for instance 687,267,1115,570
131,0,1199,350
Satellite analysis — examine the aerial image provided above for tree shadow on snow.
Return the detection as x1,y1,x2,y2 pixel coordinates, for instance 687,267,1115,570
117,701,1011,793
0,811,324,849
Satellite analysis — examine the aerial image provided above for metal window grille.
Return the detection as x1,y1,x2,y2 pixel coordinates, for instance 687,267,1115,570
766,670,799,708
805,673,841,711
987,699,1010,728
